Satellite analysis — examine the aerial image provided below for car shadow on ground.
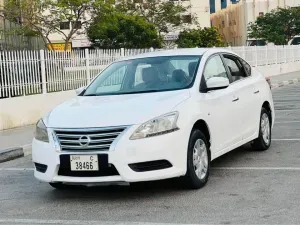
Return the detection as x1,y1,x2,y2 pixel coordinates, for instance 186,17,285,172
211,143,264,167
43,179,188,202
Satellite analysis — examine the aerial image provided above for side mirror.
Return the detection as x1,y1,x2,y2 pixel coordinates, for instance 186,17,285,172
75,86,85,95
206,77,230,91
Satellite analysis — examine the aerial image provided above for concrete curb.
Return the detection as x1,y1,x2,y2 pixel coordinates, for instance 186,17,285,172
0,147,24,163
0,144,31,163
23,144,32,156
272,77,300,89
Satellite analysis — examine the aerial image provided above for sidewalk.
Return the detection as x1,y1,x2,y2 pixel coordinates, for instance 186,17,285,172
270,71,300,88
0,125,34,154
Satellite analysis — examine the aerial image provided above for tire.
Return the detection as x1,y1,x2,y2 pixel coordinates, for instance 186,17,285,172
251,107,272,151
180,129,210,189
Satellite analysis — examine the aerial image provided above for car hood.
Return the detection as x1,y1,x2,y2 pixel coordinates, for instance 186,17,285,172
44,90,190,128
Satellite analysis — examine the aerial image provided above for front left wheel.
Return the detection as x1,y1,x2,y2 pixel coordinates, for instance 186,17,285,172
180,129,210,189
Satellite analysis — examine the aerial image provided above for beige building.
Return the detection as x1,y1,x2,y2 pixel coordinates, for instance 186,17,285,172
211,0,300,46
47,0,212,49
186,0,211,28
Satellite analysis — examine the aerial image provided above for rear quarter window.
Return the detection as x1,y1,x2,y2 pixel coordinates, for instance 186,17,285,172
240,58,251,76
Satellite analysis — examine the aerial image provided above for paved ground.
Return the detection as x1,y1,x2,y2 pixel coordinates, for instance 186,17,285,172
1,84,300,225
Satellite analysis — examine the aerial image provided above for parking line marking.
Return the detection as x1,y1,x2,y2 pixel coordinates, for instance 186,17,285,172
275,121,300,124
273,139,300,141
212,167,300,171
0,168,34,171
0,218,208,225
275,109,300,111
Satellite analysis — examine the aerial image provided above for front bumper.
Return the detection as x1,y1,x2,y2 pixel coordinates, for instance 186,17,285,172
32,126,189,184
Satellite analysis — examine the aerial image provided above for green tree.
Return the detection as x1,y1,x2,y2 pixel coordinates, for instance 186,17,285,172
176,27,226,48
248,7,300,45
2,0,114,50
115,0,193,34
87,13,162,49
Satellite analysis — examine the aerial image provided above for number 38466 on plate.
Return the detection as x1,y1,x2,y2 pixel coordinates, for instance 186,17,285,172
70,155,99,171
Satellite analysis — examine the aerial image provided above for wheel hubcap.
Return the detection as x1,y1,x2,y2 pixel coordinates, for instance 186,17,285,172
261,113,270,145
193,139,208,180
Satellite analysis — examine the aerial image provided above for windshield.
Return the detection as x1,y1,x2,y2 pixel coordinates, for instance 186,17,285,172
83,55,201,96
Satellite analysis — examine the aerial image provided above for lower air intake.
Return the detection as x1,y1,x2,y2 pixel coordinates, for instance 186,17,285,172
129,160,172,172
34,163,48,173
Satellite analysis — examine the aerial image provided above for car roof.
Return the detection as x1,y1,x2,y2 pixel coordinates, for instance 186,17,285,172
117,48,235,61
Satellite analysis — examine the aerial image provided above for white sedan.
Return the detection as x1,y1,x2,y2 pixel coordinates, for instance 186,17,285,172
32,48,274,189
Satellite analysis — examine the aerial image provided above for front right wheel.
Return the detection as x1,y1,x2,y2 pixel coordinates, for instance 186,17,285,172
251,107,272,151
180,129,210,189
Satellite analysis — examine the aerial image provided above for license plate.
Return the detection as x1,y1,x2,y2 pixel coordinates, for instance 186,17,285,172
70,155,98,171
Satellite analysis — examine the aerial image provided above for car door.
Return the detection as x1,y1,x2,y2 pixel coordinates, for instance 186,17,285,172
200,54,241,154
239,57,263,138
222,54,261,141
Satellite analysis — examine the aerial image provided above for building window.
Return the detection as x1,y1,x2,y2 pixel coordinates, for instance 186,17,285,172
221,0,227,9
60,22,70,30
210,0,215,14
72,21,82,29
182,15,192,23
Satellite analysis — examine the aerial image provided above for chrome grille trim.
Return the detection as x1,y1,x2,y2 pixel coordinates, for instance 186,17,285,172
59,138,116,143
60,144,112,149
56,132,123,138
54,126,127,151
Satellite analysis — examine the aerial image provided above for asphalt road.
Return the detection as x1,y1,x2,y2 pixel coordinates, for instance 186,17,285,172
1,84,300,225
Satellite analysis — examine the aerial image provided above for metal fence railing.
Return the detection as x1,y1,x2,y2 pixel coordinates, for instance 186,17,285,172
229,45,300,66
1,45,300,99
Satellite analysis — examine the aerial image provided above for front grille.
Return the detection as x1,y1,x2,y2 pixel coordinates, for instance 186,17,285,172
54,126,127,151
129,160,172,172
34,163,48,173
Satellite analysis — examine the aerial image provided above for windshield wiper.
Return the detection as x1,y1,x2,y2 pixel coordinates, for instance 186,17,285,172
120,90,161,94
83,90,161,96
83,93,97,96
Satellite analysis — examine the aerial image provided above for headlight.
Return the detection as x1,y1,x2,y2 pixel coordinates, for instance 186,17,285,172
130,112,179,140
34,119,49,142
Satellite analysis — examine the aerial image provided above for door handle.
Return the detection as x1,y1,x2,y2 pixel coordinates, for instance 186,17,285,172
254,90,260,94
232,97,239,102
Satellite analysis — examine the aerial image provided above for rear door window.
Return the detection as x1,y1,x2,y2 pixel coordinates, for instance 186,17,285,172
223,55,248,82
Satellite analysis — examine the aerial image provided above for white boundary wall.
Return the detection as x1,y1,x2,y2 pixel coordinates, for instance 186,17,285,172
0,90,76,130
256,61,300,77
